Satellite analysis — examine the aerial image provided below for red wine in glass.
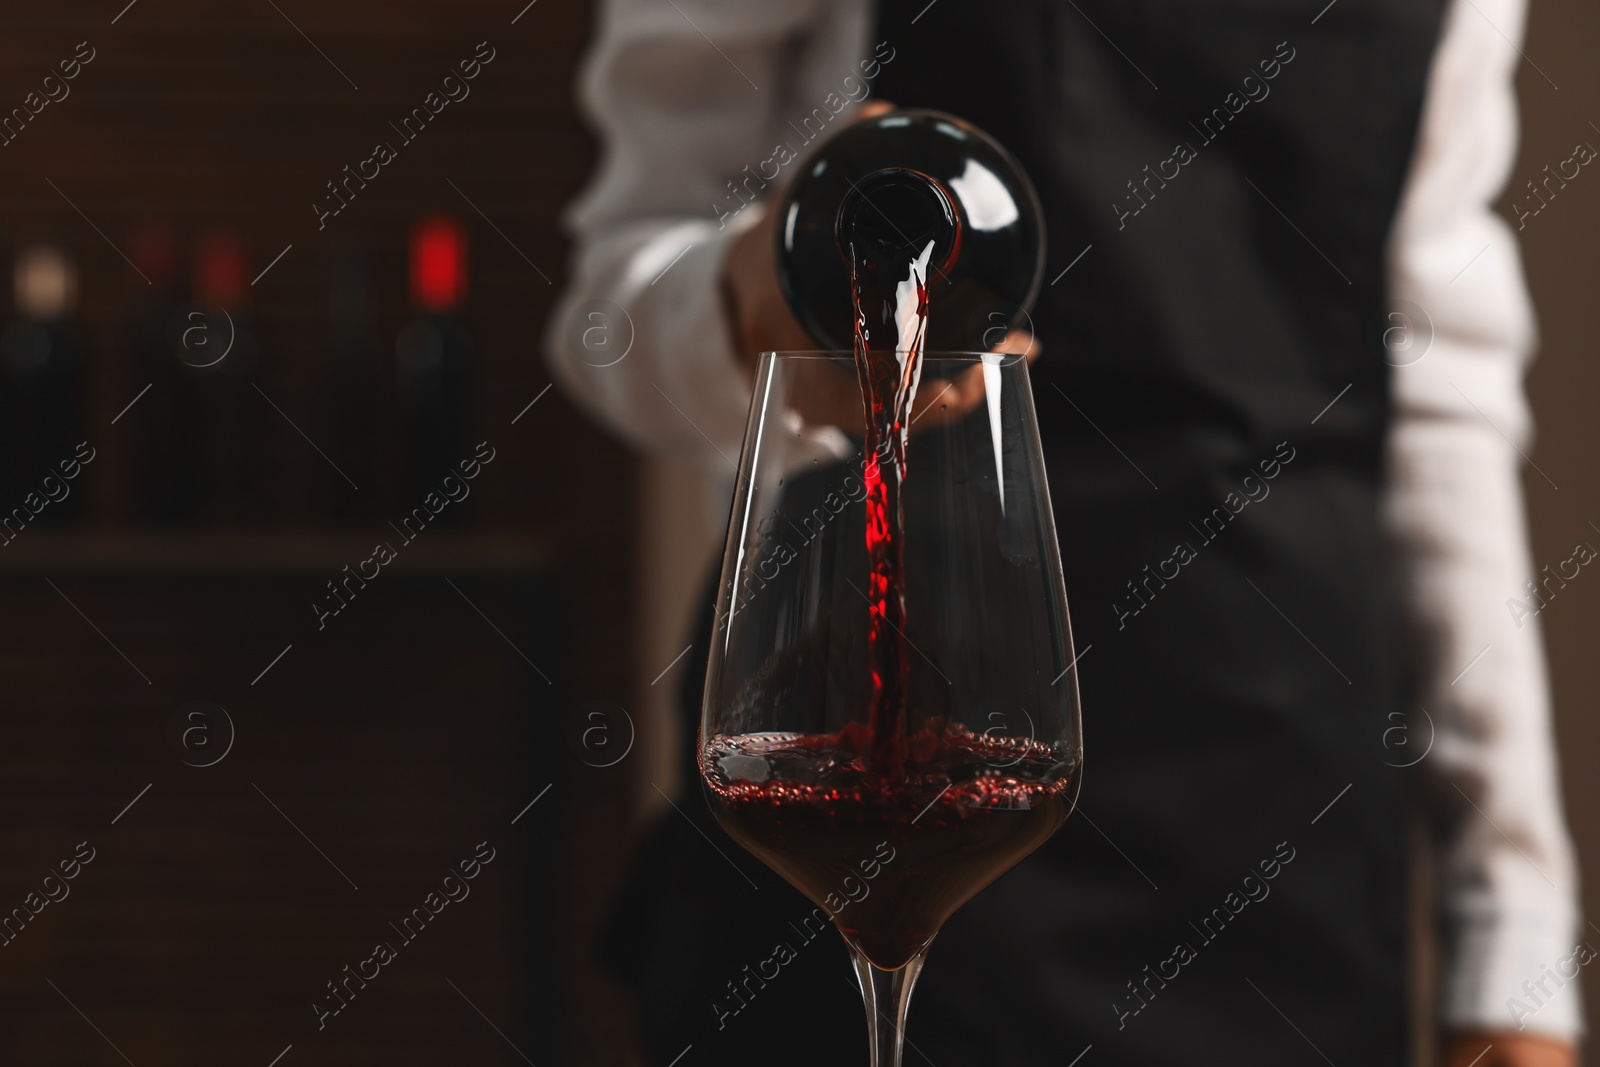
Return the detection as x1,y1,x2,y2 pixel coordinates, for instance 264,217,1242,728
702,108,1071,1067
704,728,1073,970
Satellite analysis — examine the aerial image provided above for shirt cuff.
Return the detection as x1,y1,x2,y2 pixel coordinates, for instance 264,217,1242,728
1440,898,1589,1039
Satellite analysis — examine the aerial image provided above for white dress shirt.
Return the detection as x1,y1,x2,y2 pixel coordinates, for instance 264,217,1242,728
544,0,1584,1040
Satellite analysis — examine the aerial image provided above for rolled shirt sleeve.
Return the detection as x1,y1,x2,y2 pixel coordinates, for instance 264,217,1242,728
544,0,873,470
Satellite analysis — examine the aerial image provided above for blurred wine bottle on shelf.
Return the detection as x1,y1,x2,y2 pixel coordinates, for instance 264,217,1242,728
128,223,201,523
396,216,476,528
312,240,381,523
189,229,266,523
0,243,87,524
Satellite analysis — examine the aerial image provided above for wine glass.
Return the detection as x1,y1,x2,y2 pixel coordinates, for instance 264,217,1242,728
699,350,1082,1067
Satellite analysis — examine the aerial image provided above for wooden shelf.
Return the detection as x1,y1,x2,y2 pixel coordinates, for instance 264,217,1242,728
0,527,555,576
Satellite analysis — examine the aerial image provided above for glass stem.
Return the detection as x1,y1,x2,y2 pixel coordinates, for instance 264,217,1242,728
849,947,927,1067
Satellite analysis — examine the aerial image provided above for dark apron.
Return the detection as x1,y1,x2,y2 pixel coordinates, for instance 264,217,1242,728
602,0,1443,1061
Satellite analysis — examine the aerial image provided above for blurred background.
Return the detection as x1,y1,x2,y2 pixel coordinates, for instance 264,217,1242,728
0,1,1593,1065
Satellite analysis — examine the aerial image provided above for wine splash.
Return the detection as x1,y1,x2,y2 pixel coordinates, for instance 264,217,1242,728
850,237,934,785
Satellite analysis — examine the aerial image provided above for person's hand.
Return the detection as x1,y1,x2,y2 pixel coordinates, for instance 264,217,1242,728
721,100,894,370
719,100,1037,434
1441,1032,1577,1067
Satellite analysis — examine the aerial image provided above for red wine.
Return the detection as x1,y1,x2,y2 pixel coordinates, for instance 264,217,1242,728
849,229,935,784
704,729,1072,969
396,216,476,525
1,244,87,524
707,143,1068,974
314,241,382,523
128,224,198,523
707,192,1070,972
190,230,267,522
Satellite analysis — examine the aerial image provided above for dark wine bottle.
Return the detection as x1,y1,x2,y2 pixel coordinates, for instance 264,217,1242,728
312,240,381,523
128,223,199,524
776,109,1046,352
395,216,476,528
0,243,87,525
189,230,266,523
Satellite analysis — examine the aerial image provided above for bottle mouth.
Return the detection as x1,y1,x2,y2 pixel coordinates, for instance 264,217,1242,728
835,168,961,281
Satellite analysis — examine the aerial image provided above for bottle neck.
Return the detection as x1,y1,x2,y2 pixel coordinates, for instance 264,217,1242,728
836,168,960,280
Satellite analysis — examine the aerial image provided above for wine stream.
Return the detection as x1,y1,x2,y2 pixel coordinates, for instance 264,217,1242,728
850,237,934,786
